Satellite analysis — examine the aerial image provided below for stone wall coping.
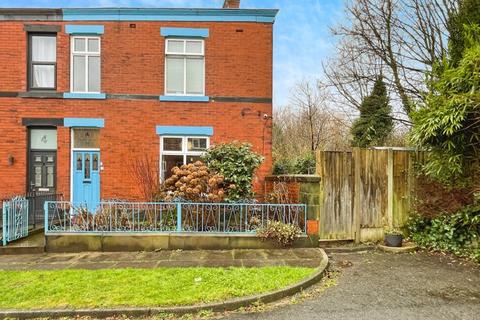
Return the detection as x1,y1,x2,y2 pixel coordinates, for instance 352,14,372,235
265,175,320,183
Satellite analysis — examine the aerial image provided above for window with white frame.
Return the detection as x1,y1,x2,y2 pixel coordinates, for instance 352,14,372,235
160,136,209,180
71,36,101,93
165,38,205,96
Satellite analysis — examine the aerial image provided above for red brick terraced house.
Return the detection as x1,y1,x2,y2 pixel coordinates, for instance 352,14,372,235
0,1,277,210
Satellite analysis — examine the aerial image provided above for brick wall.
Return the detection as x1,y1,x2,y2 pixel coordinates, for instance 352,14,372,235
264,178,301,203
264,175,321,235
0,20,273,200
0,21,273,95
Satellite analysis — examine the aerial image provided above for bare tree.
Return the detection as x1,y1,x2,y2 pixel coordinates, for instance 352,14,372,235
128,153,160,201
322,39,382,113
273,79,351,161
290,80,330,152
325,0,458,119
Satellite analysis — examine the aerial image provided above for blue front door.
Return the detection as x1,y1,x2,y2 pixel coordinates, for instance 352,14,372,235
73,151,100,211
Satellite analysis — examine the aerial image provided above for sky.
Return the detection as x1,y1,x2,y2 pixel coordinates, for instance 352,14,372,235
0,0,345,107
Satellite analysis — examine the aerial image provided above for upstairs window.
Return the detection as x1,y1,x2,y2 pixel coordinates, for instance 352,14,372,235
165,39,205,96
71,36,101,93
29,34,56,90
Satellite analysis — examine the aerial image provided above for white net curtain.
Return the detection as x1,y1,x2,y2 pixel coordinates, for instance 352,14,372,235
31,35,56,88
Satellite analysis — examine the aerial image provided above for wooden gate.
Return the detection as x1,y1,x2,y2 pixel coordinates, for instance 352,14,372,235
316,151,354,240
317,148,422,242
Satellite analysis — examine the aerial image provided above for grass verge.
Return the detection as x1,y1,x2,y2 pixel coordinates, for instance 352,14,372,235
0,266,314,310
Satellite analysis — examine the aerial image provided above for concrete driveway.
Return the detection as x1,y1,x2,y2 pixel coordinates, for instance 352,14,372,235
222,251,480,320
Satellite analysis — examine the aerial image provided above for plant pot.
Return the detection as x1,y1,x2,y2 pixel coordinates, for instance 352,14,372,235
385,234,403,247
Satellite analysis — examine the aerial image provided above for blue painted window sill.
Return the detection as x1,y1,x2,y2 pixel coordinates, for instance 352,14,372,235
63,93,107,100
160,95,209,102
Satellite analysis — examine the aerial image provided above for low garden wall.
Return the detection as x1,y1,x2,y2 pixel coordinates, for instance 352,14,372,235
44,200,318,252
264,175,321,236
45,233,318,252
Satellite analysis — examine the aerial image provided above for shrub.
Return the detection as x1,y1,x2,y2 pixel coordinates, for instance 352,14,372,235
293,153,316,174
272,158,293,175
384,226,403,236
158,161,231,202
407,204,480,262
273,153,316,175
202,142,263,202
414,175,474,218
410,25,480,185
257,220,302,246
128,154,160,201
350,76,393,147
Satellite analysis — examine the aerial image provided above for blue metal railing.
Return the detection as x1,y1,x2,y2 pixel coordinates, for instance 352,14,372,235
2,196,29,246
44,201,307,234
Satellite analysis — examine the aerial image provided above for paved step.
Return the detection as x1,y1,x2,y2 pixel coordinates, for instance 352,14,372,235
1,232,45,255
0,245,44,255
0,248,325,270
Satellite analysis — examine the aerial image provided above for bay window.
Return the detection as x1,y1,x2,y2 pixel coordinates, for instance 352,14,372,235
71,36,101,93
165,38,205,96
160,136,209,180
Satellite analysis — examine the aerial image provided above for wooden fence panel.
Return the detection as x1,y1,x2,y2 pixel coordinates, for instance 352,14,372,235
317,151,354,240
317,148,421,242
392,150,412,227
358,149,388,228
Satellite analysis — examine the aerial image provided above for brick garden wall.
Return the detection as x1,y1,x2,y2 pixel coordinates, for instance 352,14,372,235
264,175,321,235
264,177,301,203
0,20,273,200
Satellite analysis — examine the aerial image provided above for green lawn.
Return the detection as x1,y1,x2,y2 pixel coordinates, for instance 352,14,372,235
0,267,314,309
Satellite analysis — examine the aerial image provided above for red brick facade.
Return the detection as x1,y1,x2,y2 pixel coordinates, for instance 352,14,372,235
0,14,274,201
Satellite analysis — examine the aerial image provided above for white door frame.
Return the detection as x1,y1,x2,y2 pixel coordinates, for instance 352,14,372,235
69,128,101,203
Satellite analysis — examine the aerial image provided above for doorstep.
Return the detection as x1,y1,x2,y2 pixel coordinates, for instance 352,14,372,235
0,232,45,255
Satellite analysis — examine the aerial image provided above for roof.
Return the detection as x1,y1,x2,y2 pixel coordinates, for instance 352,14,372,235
0,7,279,23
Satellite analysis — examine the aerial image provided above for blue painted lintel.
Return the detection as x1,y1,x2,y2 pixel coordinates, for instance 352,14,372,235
65,25,105,34
160,95,209,102
161,27,209,38
156,125,213,136
63,92,106,100
64,118,105,128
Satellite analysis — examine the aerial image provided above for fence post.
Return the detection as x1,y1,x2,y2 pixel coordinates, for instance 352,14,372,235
176,202,182,232
304,204,308,234
22,199,28,238
44,201,49,234
353,148,361,243
316,151,323,238
2,201,7,246
407,152,414,220
387,148,394,228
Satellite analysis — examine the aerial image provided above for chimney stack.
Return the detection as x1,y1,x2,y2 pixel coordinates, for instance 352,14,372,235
223,0,240,9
